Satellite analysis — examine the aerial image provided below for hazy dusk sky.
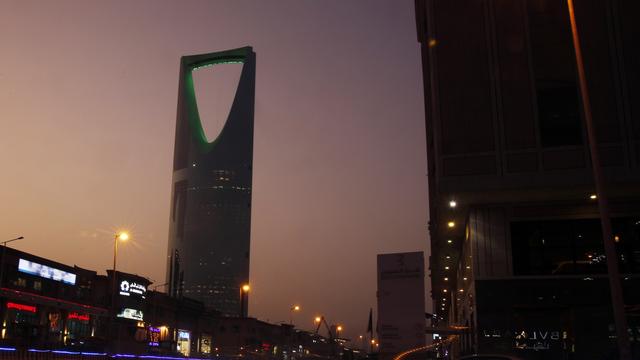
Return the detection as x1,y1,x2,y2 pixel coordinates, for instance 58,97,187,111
0,0,427,340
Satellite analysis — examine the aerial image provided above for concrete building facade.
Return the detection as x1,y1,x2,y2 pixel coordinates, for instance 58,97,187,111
415,1,640,358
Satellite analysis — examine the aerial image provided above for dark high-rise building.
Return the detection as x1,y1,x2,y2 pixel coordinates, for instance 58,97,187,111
166,47,255,316
416,1,640,358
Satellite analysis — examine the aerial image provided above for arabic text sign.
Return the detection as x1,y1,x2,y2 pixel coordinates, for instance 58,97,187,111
119,280,147,297
117,308,144,321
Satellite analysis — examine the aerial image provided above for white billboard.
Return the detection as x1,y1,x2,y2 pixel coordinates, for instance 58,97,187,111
117,308,144,321
18,259,76,285
377,252,426,360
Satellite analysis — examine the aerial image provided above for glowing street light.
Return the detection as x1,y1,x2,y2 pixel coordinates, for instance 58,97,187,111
240,284,250,318
289,304,301,325
112,232,129,286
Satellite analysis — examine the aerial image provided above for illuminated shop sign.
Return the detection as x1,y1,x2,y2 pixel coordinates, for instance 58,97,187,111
67,312,90,321
514,330,566,351
177,330,191,357
200,335,212,354
148,327,160,347
7,302,36,313
119,280,147,297
482,329,567,351
18,259,76,285
117,308,144,321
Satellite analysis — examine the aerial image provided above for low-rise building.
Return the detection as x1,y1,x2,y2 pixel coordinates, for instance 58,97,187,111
0,247,343,359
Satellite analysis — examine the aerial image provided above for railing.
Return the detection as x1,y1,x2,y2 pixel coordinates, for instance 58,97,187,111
392,335,459,360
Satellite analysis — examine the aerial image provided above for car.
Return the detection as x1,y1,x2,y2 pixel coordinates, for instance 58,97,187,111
460,355,524,360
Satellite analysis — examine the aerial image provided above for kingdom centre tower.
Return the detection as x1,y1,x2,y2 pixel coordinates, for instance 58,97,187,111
166,47,255,316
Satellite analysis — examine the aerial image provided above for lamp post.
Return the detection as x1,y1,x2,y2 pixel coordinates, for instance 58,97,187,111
111,232,129,305
239,284,250,318
289,304,300,325
0,236,24,288
566,1,631,359
110,232,128,353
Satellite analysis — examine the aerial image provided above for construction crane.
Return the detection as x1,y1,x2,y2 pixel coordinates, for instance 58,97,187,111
313,316,334,339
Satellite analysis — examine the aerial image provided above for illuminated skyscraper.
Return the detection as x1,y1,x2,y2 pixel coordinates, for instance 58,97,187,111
166,47,255,316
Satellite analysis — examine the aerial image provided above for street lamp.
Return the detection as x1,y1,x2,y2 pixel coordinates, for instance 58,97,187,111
110,232,129,351
112,232,129,293
566,1,631,358
0,236,24,288
289,304,301,325
113,232,129,271
239,284,250,317
336,325,343,338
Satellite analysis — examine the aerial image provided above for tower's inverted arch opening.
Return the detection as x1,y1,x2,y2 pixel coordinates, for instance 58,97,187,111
192,63,244,143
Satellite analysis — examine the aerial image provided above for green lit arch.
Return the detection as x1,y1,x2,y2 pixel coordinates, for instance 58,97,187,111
182,49,249,153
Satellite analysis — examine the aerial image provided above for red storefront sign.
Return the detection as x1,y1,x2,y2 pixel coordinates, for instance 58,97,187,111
68,312,90,321
7,302,36,313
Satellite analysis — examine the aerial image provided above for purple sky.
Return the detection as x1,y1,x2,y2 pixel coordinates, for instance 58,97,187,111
0,0,427,340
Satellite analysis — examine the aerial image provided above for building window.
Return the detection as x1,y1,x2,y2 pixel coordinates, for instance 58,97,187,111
511,218,640,275
33,280,41,291
537,85,582,147
527,0,583,147
16,277,27,287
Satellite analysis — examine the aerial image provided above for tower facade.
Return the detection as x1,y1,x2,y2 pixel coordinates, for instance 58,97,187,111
166,47,255,316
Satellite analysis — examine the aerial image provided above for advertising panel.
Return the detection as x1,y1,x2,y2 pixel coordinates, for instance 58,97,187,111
200,334,212,354
177,330,191,357
18,259,76,285
377,252,426,360
117,308,144,321
119,280,147,298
